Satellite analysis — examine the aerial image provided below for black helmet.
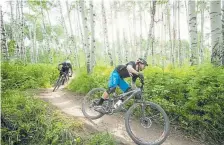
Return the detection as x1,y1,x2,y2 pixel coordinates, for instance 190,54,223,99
137,58,148,66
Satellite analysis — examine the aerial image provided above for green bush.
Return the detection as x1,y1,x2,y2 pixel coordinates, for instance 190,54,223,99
68,66,113,94
87,132,116,145
1,62,58,91
1,90,83,145
68,64,224,144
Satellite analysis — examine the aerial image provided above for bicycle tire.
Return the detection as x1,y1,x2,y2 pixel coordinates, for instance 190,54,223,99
53,76,63,92
125,102,170,145
82,88,106,120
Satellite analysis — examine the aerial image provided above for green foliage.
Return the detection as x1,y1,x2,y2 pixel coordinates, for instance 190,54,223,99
7,40,16,56
87,132,116,145
69,64,224,144
1,90,83,145
68,66,113,94
1,62,58,91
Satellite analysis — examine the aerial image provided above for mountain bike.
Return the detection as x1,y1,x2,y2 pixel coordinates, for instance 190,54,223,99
82,76,170,145
53,71,69,92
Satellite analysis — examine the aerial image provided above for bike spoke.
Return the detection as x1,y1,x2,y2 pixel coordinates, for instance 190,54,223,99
126,103,169,144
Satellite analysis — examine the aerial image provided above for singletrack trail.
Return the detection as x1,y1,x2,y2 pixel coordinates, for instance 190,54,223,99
35,81,205,145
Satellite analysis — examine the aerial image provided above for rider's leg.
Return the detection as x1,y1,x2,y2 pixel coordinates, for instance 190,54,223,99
96,70,119,105
97,87,116,105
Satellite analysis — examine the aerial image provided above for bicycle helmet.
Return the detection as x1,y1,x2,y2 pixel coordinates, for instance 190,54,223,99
65,60,71,64
137,58,148,66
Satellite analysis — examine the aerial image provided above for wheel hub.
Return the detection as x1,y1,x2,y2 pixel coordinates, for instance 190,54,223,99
140,117,152,128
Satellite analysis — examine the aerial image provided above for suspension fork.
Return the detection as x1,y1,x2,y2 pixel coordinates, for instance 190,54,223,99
140,102,146,119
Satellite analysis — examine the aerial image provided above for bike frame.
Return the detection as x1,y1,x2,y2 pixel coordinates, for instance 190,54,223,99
111,87,145,113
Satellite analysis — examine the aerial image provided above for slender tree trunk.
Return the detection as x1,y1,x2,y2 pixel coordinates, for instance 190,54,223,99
172,1,177,66
66,0,79,67
76,1,85,53
110,2,116,66
178,1,182,66
40,0,51,63
9,1,14,40
1,6,9,60
115,2,122,64
138,2,143,60
144,0,156,63
188,0,198,65
102,0,113,66
210,1,222,65
221,0,224,65
90,0,96,71
123,29,128,62
133,2,137,60
20,0,25,62
167,3,173,65
80,0,91,73
15,0,20,59
199,1,205,64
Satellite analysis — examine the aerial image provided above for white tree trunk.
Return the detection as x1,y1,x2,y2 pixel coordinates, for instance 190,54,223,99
102,0,113,66
178,1,182,66
210,1,222,65
221,0,224,65
173,1,177,65
90,0,96,71
133,2,137,60
139,2,143,60
199,1,205,64
188,0,198,65
1,6,9,60
115,2,122,64
123,29,128,62
167,3,173,65
110,2,116,66
144,0,156,63
40,0,51,63
80,0,91,73
20,0,25,62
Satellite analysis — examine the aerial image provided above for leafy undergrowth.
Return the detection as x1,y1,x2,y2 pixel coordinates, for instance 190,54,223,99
1,62,117,145
68,64,224,145
1,90,83,145
1,62,58,91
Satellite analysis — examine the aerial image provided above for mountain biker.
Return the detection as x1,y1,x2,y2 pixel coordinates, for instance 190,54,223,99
95,58,148,112
58,59,73,84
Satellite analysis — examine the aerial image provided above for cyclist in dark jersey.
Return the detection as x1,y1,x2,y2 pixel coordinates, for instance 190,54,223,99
58,60,73,77
96,58,148,110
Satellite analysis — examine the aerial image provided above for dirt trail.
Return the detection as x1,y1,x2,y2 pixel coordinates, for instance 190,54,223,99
36,85,205,145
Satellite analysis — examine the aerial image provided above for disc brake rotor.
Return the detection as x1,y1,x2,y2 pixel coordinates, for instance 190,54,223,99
140,117,152,128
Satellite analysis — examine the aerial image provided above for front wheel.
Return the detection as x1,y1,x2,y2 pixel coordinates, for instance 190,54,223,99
125,102,170,145
53,76,63,92
82,88,106,120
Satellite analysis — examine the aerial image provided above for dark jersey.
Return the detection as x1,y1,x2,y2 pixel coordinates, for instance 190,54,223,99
59,61,72,73
115,61,138,79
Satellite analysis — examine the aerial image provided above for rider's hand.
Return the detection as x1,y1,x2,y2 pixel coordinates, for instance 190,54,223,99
138,72,144,80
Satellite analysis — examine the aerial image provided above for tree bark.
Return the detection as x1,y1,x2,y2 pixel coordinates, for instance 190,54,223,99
210,1,222,65
188,0,198,65
144,0,156,64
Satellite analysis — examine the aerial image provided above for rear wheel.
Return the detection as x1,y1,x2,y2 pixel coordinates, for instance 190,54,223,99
125,102,170,145
82,88,106,120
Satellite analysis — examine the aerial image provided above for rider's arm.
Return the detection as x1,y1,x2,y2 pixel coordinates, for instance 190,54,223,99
127,65,140,76
69,64,73,75
58,63,62,70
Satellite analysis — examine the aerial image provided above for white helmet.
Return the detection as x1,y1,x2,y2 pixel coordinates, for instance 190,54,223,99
65,60,71,64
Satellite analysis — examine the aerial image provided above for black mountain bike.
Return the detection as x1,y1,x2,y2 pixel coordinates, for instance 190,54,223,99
53,71,69,92
82,77,170,145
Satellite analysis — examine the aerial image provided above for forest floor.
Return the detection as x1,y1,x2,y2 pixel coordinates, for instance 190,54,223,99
33,79,205,145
